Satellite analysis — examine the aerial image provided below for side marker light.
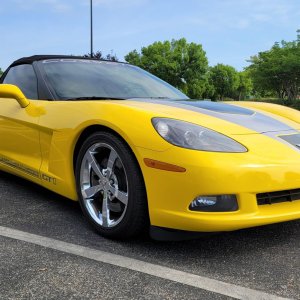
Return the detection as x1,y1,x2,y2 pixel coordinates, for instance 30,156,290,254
144,158,186,173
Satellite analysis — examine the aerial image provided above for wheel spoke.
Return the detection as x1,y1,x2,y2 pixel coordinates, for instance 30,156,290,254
106,149,118,178
109,185,128,205
83,185,102,198
86,151,105,180
101,192,110,227
85,198,99,219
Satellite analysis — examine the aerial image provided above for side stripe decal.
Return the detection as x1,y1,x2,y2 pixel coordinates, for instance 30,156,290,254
0,155,57,184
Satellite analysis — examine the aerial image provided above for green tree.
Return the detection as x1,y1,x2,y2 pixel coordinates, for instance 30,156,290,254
208,64,239,100
83,50,118,61
125,38,208,98
124,50,141,66
0,68,3,77
235,71,253,100
201,74,216,100
247,33,300,102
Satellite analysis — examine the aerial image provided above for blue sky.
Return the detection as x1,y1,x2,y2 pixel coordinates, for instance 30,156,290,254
1,0,299,71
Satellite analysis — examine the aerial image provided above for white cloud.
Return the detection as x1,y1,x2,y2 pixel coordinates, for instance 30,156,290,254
12,0,72,13
191,0,296,31
251,13,270,22
234,19,251,30
40,0,71,12
92,0,147,8
233,0,293,24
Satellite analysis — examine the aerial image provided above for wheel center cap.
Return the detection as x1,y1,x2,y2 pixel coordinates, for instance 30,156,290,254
100,177,110,191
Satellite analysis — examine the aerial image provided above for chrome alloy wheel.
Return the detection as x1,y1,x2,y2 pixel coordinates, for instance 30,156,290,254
80,142,129,228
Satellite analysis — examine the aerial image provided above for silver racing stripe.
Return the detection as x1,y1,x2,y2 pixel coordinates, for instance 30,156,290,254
138,99,294,133
263,131,300,154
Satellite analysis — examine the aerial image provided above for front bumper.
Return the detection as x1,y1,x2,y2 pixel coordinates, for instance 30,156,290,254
136,133,300,232
150,197,300,232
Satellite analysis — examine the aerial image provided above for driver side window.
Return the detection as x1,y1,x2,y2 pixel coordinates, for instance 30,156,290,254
3,64,38,100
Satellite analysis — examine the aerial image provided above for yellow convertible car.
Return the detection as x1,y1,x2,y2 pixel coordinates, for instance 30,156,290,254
0,55,300,240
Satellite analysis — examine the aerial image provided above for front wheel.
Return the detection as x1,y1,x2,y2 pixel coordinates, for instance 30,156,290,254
75,132,148,239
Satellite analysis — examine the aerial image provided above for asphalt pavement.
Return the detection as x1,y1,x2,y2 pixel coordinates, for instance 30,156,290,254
0,170,299,300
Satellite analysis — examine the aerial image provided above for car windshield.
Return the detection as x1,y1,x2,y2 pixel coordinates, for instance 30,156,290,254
40,59,188,100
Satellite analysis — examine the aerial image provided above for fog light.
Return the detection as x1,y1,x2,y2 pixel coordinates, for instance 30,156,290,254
189,195,238,212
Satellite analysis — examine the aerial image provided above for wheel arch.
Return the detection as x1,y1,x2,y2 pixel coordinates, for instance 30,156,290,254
73,125,147,195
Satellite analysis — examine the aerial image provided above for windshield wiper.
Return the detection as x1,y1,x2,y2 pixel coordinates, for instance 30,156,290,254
66,96,126,101
129,97,170,99
66,96,171,101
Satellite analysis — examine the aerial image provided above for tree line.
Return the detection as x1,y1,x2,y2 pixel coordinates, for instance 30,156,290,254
125,38,252,101
125,32,300,102
90,31,300,102
248,30,300,104
1,31,299,103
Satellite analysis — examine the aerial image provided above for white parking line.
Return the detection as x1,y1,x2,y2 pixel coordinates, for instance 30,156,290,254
0,226,291,300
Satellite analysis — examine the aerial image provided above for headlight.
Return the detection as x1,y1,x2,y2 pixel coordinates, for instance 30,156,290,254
152,118,247,153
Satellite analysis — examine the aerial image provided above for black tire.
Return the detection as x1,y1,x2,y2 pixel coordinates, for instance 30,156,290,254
75,131,148,239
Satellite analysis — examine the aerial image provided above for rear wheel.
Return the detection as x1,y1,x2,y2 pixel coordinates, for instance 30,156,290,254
75,132,148,239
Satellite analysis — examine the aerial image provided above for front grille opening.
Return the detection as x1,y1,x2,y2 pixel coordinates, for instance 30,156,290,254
257,189,300,205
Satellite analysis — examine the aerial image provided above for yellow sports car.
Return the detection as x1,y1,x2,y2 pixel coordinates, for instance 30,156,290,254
0,55,300,240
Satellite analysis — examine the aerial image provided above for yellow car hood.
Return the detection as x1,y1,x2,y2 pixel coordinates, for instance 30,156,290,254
120,99,300,135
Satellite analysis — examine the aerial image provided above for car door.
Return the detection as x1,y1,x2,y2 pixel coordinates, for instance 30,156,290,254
0,64,42,183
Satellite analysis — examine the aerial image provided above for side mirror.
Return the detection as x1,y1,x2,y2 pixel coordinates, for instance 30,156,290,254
0,84,30,108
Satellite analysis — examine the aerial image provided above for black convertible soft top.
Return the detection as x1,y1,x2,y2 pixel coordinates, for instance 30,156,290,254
10,55,122,67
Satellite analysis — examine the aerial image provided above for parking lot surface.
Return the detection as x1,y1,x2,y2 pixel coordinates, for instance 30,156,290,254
0,171,299,299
